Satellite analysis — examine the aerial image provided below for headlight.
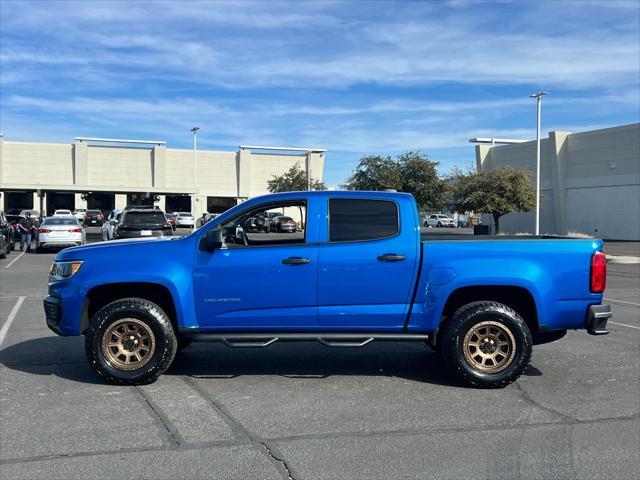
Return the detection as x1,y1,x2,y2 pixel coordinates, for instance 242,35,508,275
49,261,83,281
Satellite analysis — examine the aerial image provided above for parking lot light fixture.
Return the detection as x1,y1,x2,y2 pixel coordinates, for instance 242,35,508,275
530,91,548,236
191,127,200,230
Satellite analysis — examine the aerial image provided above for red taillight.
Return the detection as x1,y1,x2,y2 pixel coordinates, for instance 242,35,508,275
99,214,104,220
84,215,89,220
38,228,50,233
69,228,82,233
590,251,607,293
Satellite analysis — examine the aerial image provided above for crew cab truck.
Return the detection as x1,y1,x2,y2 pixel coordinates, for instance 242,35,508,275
44,191,611,388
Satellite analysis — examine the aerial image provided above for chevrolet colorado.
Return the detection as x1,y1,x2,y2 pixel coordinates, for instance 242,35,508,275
44,191,611,387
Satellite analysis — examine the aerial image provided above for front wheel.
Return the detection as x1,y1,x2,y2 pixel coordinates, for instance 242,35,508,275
439,301,532,388
85,298,177,385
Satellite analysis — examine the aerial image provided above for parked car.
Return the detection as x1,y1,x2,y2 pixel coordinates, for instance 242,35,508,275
73,208,87,222
35,216,85,251
101,209,123,241
53,209,73,216
165,214,176,231
83,209,104,226
19,210,40,220
45,191,611,387
174,212,194,228
0,233,6,259
270,215,297,233
5,214,23,242
425,213,456,228
115,209,173,239
0,212,16,256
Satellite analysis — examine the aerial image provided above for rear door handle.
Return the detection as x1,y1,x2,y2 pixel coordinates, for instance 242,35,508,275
377,253,406,262
282,257,311,265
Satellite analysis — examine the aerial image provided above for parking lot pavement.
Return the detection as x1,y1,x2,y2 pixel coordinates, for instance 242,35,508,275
0,239,638,479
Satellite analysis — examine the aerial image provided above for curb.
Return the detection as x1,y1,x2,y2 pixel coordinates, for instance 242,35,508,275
606,255,640,265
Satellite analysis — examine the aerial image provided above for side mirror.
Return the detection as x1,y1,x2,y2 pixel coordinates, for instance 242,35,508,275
199,227,224,253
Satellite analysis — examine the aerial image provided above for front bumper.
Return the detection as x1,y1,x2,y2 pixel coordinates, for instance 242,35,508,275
43,295,63,335
585,304,612,335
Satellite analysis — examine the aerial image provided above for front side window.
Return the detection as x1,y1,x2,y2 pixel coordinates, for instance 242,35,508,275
329,199,398,242
219,201,306,247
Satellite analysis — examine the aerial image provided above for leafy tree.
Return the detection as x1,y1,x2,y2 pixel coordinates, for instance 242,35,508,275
343,151,447,210
267,164,326,193
450,165,535,234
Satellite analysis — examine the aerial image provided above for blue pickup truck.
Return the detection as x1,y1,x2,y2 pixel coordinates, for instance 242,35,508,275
44,191,611,388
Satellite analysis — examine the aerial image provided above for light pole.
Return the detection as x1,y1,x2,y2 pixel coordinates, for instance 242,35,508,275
190,127,199,231
529,91,548,236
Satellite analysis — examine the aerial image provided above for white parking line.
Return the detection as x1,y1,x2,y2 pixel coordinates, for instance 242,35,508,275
609,321,640,331
0,296,25,346
605,298,640,307
4,251,25,269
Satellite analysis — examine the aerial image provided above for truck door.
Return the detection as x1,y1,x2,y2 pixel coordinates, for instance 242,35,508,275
193,197,319,330
317,197,419,331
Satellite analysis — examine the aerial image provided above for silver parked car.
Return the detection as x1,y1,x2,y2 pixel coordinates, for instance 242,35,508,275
175,212,194,228
35,216,85,252
101,209,122,240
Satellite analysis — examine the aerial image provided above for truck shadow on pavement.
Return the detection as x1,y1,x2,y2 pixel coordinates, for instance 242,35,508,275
0,336,543,387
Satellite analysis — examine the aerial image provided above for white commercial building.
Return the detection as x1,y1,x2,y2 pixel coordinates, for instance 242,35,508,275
474,123,639,240
0,137,325,217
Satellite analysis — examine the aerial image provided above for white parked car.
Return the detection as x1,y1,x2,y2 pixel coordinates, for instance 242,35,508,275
36,216,85,251
424,213,456,228
73,208,87,222
175,212,194,228
53,209,73,216
101,209,123,240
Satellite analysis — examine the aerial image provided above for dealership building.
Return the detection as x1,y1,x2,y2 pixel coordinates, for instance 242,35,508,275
474,123,639,240
0,137,325,217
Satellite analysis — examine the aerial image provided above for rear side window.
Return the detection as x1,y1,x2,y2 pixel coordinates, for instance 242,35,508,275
329,199,399,242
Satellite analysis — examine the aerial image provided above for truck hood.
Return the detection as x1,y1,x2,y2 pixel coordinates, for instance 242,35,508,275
54,235,184,261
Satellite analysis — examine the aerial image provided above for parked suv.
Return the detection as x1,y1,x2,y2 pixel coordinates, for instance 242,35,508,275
0,212,16,256
425,213,456,228
115,210,173,239
84,209,104,226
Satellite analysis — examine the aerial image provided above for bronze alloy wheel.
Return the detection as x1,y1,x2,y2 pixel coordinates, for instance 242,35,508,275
101,318,156,371
462,320,516,373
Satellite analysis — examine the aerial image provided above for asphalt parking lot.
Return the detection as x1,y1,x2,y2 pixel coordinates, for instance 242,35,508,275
0,228,638,479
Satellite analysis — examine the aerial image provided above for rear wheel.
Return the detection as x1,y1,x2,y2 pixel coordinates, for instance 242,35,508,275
440,301,532,388
85,298,177,385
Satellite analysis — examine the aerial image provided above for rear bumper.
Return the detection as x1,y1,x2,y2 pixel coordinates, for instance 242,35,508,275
38,240,82,248
585,304,612,335
116,230,171,238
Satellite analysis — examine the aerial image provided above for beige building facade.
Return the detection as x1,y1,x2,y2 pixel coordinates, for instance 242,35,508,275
0,137,325,217
475,123,639,240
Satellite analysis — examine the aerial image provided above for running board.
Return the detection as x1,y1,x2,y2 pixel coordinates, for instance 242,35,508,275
188,333,429,348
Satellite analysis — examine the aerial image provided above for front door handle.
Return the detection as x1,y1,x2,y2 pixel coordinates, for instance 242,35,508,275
377,253,406,262
282,257,311,265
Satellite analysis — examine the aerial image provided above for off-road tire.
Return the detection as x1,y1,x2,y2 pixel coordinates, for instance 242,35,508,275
440,301,532,388
85,298,177,385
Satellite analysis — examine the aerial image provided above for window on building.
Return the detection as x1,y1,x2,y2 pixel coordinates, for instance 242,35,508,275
329,199,399,242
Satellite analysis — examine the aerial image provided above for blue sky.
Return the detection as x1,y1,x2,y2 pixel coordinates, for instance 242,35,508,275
1,0,638,186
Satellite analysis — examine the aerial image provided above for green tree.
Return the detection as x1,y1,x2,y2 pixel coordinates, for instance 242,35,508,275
267,164,326,193
450,165,536,234
343,151,447,210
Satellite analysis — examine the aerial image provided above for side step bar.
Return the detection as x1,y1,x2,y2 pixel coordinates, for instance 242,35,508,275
187,333,430,348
